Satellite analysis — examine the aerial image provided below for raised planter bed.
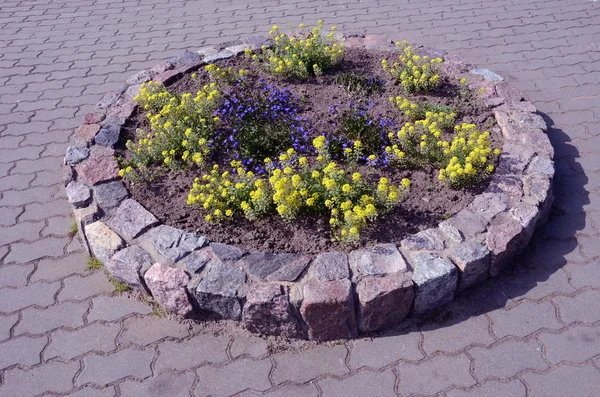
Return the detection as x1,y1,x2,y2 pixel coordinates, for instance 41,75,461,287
64,31,554,341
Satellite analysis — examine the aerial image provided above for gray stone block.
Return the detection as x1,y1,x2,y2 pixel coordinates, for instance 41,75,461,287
438,221,464,244
448,209,488,238
449,240,490,290
204,51,234,63
467,192,508,222
241,252,310,282
349,244,409,280
313,251,349,281
66,181,91,208
471,68,504,82
195,262,246,320
107,245,153,289
410,252,458,314
401,229,445,251
64,146,90,165
95,123,120,147
109,199,158,242
94,180,128,210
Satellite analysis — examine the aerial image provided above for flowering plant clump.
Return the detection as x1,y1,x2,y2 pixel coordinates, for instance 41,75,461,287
215,79,309,170
187,138,410,242
247,21,344,79
382,41,443,94
438,123,500,188
391,95,456,126
383,111,454,167
121,81,220,180
329,102,394,162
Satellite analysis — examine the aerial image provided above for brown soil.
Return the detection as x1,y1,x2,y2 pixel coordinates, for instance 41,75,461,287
119,47,500,254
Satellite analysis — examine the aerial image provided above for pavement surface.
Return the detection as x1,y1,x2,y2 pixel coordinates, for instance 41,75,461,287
1,0,600,396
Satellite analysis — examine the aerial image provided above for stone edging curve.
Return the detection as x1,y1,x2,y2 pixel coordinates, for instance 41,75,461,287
62,33,555,341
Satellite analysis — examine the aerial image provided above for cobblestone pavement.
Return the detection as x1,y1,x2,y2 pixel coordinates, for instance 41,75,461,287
1,0,600,396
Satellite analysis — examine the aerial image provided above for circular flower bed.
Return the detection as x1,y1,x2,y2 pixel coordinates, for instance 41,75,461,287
64,24,554,341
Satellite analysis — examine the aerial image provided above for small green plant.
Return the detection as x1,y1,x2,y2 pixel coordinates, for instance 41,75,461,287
247,21,344,79
110,277,131,293
484,116,497,129
382,41,443,94
69,220,78,237
332,72,385,95
86,256,103,271
152,304,168,318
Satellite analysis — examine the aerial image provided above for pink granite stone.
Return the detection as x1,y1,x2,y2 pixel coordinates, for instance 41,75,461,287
144,263,193,316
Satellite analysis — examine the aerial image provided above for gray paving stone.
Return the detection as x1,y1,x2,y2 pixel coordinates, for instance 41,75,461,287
263,384,319,397
230,335,269,358
0,281,60,313
45,322,120,360
0,361,80,397
4,236,70,263
0,206,23,226
119,316,189,346
272,344,348,385
521,364,600,397
538,325,600,364
120,371,196,397
395,354,476,395
0,263,34,288
63,387,116,397
154,335,229,373
77,347,155,386
58,272,114,301
563,261,600,290
468,339,548,380
349,332,423,369
553,290,600,324
15,301,88,335
31,254,87,282
0,335,47,370
320,370,397,397
0,221,45,245
446,379,526,397
0,313,19,341
194,357,272,397
87,295,152,322
489,300,563,339
42,215,75,236
421,314,495,354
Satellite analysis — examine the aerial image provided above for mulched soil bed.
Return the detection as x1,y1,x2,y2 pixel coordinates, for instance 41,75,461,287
118,47,500,254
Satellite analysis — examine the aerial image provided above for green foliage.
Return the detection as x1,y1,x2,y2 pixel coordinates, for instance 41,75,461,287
85,256,103,271
69,220,78,237
110,277,131,293
332,72,385,95
248,21,344,79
